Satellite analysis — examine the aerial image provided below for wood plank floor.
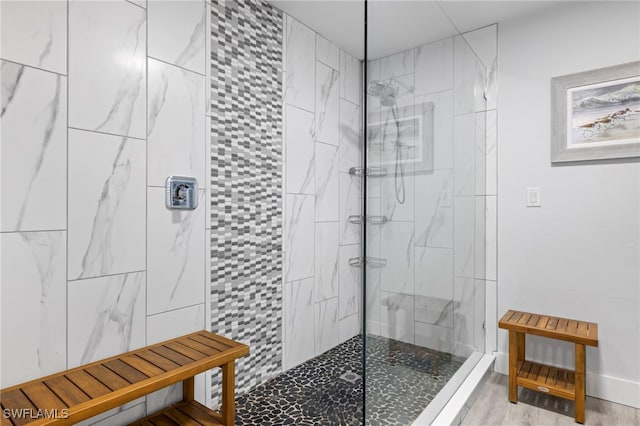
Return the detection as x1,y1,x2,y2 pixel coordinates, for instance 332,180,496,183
461,373,639,426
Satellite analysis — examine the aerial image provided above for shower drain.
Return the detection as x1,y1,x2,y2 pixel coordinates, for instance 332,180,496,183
339,371,361,384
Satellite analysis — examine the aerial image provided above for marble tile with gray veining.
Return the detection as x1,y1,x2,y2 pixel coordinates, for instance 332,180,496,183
453,277,476,358
316,34,339,70
147,58,206,186
475,111,488,196
486,110,497,195
147,188,205,315
315,222,339,302
0,231,66,388
0,0,67,74
415,246,454,302
127,0,147,8
366,268,382,336
315,143,339,221
285,15,315,112
339,173,361,246
315,297,339,355
415,320,453,353
67,271,146,367
473,280,485,351
339,244,361,319
148,0,206,74
415,90,454,170
315,62,340,146
340,49,361,105
381,49,414,80
474,196,486,280
1,61,66,232
454,196,475,278
453,35,487,115
454,113,476,196
381,292,415,344
339,313,360,343
69,0,146,139
283,278,315,369
414,38,453,96
415,170,453,248
68,129,146,280
285,194,314,282
380,171,415,223
461,24,497,111
338,99,361,173
485,196,497,281
415,295,455,328
381,222,414,295
286,105,315,195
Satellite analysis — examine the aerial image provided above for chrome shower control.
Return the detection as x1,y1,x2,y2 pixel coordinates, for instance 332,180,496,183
165,176,198,210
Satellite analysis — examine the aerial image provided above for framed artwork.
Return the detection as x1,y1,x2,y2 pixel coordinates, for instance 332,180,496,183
551,61,640,163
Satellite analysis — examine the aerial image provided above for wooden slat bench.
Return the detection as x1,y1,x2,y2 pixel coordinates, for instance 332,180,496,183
0,331,249,426
499,310,598,424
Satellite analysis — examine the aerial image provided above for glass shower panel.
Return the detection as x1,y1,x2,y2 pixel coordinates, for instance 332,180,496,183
364,2,488,423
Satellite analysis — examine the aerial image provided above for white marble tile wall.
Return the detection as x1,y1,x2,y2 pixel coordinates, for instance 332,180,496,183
147,188,206,314
366,25,497,359
68,0,146,139
147,58,206,187
68,272,146,367
0,1,210,422
148,0,206,74
0,1,67,74
283,14,362,370
1,61,67,232
0,232,67,387
68,129,146,280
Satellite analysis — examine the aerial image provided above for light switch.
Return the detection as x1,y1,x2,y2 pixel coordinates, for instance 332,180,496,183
526,187,541,207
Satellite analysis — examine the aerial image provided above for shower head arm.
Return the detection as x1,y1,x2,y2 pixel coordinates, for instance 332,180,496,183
387,75,415,94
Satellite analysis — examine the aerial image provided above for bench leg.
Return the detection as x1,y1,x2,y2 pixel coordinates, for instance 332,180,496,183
575,343,586,423
508,330,519,403
182,376,195,401
221,361,235,426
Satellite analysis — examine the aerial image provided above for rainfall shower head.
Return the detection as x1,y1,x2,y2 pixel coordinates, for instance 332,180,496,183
367,80,397,107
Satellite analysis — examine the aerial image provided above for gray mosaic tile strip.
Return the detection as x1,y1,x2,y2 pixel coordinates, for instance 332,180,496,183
209,0,283,404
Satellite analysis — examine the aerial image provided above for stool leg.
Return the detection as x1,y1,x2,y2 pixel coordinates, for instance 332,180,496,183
508,330,518,403
517,332,525,363
575,344,586,423
182,376,195,401
221,361,235,426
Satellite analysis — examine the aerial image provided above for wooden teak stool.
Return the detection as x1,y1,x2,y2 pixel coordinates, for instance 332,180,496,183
499,310,598,424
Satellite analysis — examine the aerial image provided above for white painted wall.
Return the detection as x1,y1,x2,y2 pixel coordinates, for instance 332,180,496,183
496,1,640,407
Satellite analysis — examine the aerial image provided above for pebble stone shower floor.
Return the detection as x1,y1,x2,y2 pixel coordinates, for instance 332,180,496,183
234,335,464,425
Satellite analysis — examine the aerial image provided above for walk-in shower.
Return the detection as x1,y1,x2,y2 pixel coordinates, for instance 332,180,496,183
212,0,495,424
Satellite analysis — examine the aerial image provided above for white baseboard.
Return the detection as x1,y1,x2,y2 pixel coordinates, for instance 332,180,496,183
494,352,640,409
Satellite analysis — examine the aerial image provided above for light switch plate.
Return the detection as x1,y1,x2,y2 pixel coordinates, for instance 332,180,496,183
526,187,541,207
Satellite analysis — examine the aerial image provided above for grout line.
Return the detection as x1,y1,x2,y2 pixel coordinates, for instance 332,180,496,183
67,126,146,141
144,0,149,365
66,0,70,371
145,301,204,318
0,58,67,77
68,269,147,283
147,55,206,77
0,229,67,234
